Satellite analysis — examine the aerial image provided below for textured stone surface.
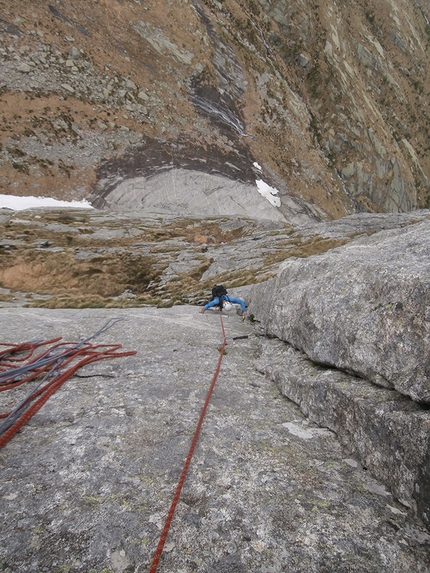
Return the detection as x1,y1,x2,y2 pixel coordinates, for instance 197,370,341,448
257,337,430,529
1,0,429,216
1,307,429,572
1,208,429,311
91,168,288,222
247,217,430,404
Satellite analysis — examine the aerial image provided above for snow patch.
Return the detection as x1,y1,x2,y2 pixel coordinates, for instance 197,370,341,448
0,194,93,211
253,161,262,171
256,179,281,207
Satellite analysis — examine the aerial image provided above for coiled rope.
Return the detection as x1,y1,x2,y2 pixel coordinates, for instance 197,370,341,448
0,318,136,449
149,309,227,573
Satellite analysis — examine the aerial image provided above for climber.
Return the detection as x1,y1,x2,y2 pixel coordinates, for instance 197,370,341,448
199,284,247,316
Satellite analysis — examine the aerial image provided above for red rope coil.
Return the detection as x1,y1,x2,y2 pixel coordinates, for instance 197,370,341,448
0,337,136,449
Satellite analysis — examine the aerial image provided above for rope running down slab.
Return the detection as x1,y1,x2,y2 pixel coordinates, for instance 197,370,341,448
149,309,227,572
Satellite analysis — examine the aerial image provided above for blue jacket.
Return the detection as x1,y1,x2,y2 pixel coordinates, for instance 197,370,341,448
203,295,246,312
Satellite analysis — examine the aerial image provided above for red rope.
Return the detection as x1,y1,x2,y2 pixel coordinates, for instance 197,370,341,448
0,338,62,368
0,339,137,449
149,310,227,573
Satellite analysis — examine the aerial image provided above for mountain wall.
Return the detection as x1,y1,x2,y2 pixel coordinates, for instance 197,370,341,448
1,0,429,220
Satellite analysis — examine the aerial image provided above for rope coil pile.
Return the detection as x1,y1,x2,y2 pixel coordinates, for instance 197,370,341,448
0,318,136,450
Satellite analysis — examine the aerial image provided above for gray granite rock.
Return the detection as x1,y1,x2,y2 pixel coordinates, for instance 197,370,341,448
1,307,429,572
92,168,288,222
247,218,430,404
257,337,430,529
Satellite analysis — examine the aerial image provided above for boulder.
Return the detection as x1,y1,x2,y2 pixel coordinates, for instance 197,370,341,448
61,83,75,94
297,53,310,67
17,62,32,73
248,218,430,404
68,47,81,60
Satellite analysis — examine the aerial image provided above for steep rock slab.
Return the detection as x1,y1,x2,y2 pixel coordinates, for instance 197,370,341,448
89,137,317,223
1,307,430,571
90,168,289,222
257,338,430,528
247,217,430,403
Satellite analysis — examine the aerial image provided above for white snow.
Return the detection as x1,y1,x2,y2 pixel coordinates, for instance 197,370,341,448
256,179,281,207
253,161,262,171
0,194,93,211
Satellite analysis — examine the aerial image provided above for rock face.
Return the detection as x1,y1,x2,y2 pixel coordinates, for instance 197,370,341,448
1,307,430,572
90,167,288,221
257,338,430,529
247,216,430,527
2,207,428,312
248,218,430,404
0,0,429,217
88,138,310,222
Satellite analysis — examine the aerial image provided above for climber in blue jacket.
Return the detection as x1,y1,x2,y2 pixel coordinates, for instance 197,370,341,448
199,285,247,316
